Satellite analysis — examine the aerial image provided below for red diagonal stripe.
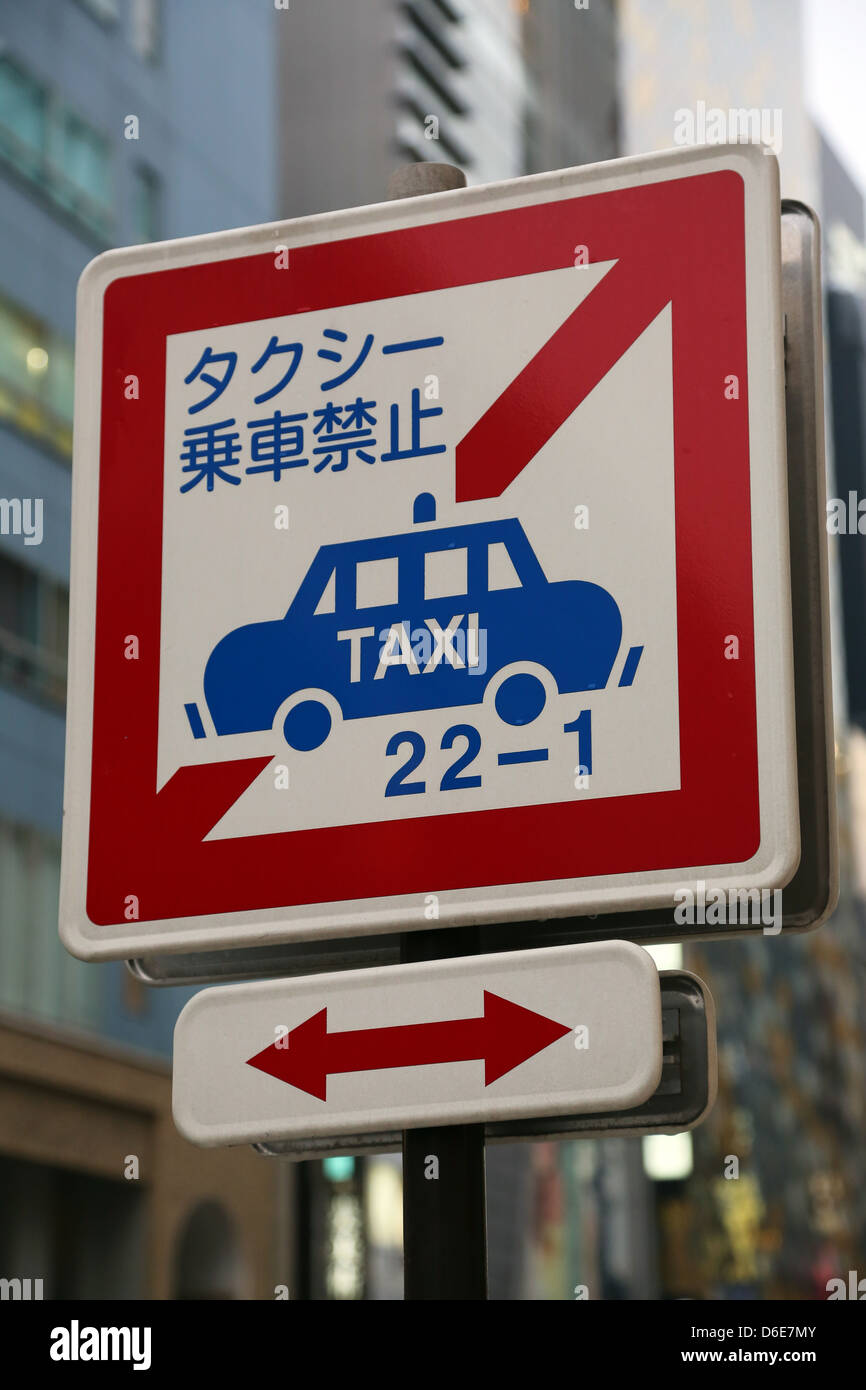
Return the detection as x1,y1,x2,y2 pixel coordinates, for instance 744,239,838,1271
456,259,672,501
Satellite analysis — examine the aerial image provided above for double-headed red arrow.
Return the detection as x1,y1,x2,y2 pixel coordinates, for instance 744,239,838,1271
246,991,572,1101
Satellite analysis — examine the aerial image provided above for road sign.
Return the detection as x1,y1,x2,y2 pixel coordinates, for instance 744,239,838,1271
254,969,716,1158
62,142,797,961
127,204,833,983
171,942,662,1145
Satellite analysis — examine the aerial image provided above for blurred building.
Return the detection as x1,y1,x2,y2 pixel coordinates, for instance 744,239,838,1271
0,1011,281,1299
521,0,618,175
619,0,819,206
619,0,866,1299
0,0,286,1299
3,0,862,1304
278,0,618,218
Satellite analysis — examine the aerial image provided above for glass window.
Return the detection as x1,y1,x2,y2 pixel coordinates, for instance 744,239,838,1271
0,558,67,706
59,110,111,209
0,816,100,1030
0,53,112,240
0,56,47,167
41,584,69,666
132,164,161,243
44,338,74,425
0,292,74,459
356,557,399,609
0,554,38,644
425,546,467,599
0,296,42,397
130,0,161,62
488,541,521,590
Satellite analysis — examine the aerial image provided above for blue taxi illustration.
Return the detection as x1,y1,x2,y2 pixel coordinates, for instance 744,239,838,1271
187,495,632,751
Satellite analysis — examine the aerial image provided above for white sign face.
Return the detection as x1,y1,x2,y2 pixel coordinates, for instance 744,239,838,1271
172,942,662,1145
62,143,797,961
158,279,680,837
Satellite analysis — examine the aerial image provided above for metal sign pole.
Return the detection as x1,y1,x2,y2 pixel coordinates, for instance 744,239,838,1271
385,161,488,1301
401,925,488,1301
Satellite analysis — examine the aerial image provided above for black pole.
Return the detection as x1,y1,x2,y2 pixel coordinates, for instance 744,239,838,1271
386,159,486,1300
293,1160,314,1299
401,925,488,1300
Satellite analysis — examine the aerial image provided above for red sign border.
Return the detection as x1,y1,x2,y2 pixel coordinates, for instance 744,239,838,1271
87,168,759,928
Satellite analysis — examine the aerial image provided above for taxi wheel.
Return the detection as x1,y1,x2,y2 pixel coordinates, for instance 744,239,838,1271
494,672,547,726
281,699,333,751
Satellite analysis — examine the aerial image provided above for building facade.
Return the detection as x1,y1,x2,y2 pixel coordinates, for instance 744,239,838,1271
278,0,618,219
0,0,284,1300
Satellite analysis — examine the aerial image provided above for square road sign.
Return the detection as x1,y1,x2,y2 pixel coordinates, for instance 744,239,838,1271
61,143,797,960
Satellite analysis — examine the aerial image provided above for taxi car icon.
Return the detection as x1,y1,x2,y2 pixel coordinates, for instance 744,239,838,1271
187,495,631,751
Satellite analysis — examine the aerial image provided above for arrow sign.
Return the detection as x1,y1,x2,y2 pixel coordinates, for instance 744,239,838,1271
172,943,664,1148
246,992,573,1100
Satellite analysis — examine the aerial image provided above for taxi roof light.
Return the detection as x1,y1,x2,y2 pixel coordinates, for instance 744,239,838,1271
413,493,436,525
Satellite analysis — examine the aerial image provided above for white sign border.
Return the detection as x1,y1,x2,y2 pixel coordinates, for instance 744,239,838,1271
61,142,797,960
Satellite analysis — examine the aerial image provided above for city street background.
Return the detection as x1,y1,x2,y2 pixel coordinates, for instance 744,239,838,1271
1,0,865,1300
